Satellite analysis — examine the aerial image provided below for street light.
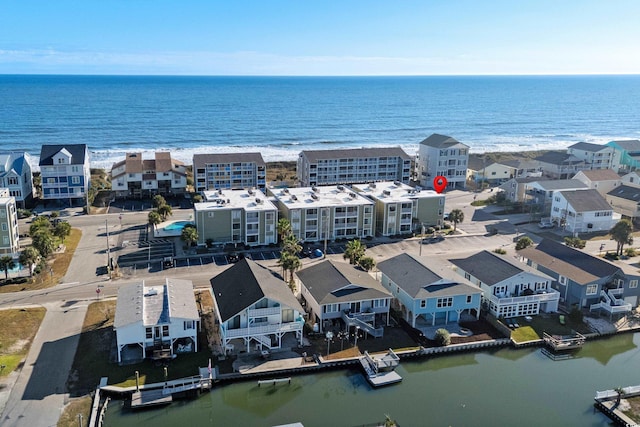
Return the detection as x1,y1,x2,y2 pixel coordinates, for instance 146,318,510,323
325,331,334,356
353,326,361,348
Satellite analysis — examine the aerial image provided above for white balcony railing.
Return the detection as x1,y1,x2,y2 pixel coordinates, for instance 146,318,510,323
490,289,560,306
223,318,304,339
247,306,281,318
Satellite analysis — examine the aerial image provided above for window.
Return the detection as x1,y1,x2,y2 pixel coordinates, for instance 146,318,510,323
1,224,6,231
146,328,152,339
71,176,80,184
420,300,426,308
437,297,453,308
466,295,472,304
162,325,169,336
631,280,638,289
558,275,567,285
184,320,194,330
208,212,214,218
586,284,598,295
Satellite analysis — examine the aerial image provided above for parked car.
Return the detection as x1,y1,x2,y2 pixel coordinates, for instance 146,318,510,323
538,221,554,229
422,235,445,244
227,252,244,263
162,256,175,268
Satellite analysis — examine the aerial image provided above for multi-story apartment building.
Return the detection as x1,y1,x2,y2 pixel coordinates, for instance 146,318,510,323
0,152,34,208
607,139,640,173
0,188,19,256
416,134,469,190
296,147,412,188
194,188,277,247
352,181,445,236
272,185,375,242
193,153,266,192
566,142,616,170
111,152,187,198
39,144,90,206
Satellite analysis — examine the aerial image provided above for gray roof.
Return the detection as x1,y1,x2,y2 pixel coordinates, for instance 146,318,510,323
531,179,588,191
114,279,199,328
607,184,640,203
39,144,88,166
377,253,480,299
519,239,620,285
610,140,640,151
450,251,539,285
534,152,586,166
467,155,497,171
568,142,610,152
300,147,411,163
210,258,303,322
296,260,391,305
576,169,621,182
561,189,611,212
193,152,266,170
419,133,468,149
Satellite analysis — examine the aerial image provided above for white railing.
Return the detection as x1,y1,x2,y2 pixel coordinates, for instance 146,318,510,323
490,289,560,305
223,319,304,339
248,306,281,318
590,301,632,314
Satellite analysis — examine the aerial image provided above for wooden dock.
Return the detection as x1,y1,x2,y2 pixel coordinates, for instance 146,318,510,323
543,332,585,351
131,389,172,409
360,349,402,387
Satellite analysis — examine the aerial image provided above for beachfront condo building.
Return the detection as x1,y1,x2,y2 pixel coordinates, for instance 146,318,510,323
193,153,266,193
39,144,90,206
0,189,19,256
271,185,374,243
194,188,277,247
567,142,616,171
111,152,187,198
416,134,469,190
606,139,640,173
352,181,445,236
296,147,412,188
0,152,34,208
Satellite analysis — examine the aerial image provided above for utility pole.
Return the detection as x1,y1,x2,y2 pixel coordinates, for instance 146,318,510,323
105,219,110,273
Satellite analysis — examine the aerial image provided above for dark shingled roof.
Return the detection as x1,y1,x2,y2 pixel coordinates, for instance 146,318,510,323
39,144,88,166
534,151,588,166
450,251,528,285
419,133,468,148
568,142,610,152
377,253,480,299
607,184,640,202
296,260,390,305
210,258,303,322
561,189,611,212
300,147,411,163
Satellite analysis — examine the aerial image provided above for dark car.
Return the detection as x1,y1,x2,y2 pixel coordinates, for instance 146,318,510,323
422,235,445,244
162,256,175,269
227,252,244,263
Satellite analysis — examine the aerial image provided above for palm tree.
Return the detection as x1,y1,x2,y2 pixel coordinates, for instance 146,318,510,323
448,209,464,231
343,239,366,265
157,204,172,221
29,216,52,236
277,251,299,283
53,221,72,243
0,256,16,280
277,218,292,242
19,247,40,277
610,219,633,256
281,233,301,256
358,256,376,272
181,225,198,247
152,194,167,208
148,211,162,231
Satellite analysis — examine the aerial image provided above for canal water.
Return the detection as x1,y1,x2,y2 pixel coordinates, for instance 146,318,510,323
104,333,640,427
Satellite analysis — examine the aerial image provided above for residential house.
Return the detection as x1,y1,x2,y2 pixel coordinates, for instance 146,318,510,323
524,179,589,215
416,133,469,190
450,250,559,318
573,169,621,196
296,260,392,335
606,139,640,173
377,253,481,327
550,189,616,233
352,181,445,235
501,158,543,179
111,152,187,198
466,156,515,184
210,258,305,353
534,151,590,179
39,144,90,206
271,185,374,242
518,239,636,315
0,189,19,256
297,147,412,187
566,142,616,170
606,185,640,220
194,188,277,247
0,152,34,208
193,152,266,192
621,171,640,187
499,177,539,203
113,279,200,364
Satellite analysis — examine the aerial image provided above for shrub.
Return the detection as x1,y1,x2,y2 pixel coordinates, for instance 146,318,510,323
434,328,451,346
426,227,435,235
625,247,638,257
493,248,507,254
442,223,452,230
564,237,586,249
515,236,533,250
569,306,583,323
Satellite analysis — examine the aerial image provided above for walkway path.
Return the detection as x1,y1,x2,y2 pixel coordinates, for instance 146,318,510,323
1,301,88,427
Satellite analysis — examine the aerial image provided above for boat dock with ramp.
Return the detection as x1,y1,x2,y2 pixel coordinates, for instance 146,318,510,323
359,349,402,387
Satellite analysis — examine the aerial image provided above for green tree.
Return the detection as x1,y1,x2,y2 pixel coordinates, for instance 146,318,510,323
343,239,366,265
277,251,301,285
277,218,292,242
281,233,302,256
181,225,198,247
448,209,464,231
50,210,60,219
358,256,376,272
434,328,451,346
610,219,634,256
53,221,72,243
193,194,203,203
19,247,40,278
31,230,56,258
29,216,52,236
515,236,534,250
152,194,167,208
564,236,586,249
0,256,16,280
148,211,162,231
157,204,172,221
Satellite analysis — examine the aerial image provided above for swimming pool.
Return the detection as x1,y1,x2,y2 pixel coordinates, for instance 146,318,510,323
163,221,194,231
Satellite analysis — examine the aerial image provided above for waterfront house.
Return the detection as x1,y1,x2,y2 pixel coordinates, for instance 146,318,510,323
110,152,187,198
194,188,277,247
518,239,634,314
0,152,34,208
606,139,640,173
296,260,391,335
352,181,445,235
113,279,200,364
566,142,616,170
416,133,468,190
0,189,19,256
572,169,621,197
498,177,539,203
377,253,481,327
523,179,588,215
210,258,305,353
549,189,616,234
38,144,90,207
606,185,640,221
466,156,515,185
534,151,590,179
193,152,266,192
271,185,374,242
296,147,412,188
450,250,559,318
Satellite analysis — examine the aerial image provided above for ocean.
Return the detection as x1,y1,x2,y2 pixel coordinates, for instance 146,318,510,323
1,74,639,170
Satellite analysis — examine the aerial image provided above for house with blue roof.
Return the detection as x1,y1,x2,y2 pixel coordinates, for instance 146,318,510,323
0,152,34,208
377,253,481,327
39,144,90,206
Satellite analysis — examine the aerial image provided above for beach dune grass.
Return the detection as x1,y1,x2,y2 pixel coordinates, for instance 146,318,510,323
0,307,46,376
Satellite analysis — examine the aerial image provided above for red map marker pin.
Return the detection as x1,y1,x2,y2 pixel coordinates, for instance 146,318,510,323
433,176,447,193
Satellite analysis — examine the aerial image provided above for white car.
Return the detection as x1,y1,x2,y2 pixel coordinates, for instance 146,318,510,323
538,221,554,229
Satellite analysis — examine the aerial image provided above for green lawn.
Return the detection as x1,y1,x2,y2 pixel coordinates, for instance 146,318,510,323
0,308,46,376
511,326,540,343
514,313,591,337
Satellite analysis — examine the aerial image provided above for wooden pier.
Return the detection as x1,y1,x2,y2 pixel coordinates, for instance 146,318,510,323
543,332,586,351
258,377,291,387
359,349,402,387
131,388,173,409
129,375,211,409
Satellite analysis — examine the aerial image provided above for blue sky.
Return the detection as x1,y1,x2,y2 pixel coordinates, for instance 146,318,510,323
1,0,639,75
